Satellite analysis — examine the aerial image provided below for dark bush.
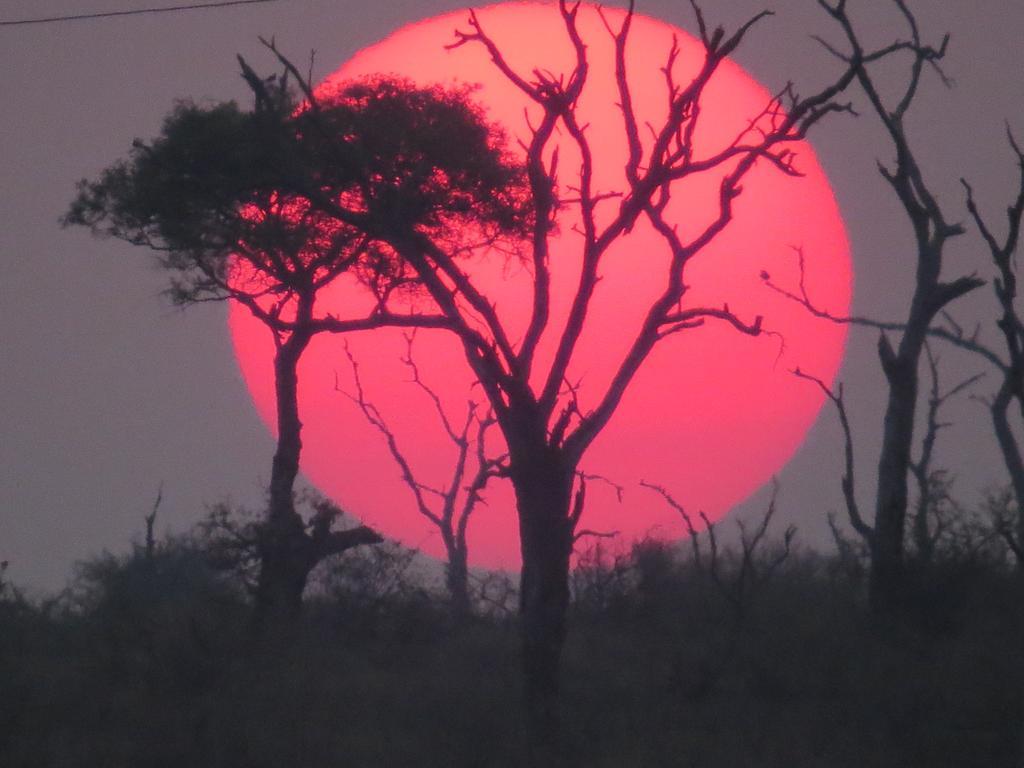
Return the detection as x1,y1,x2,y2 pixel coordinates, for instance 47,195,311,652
0,515,1020,767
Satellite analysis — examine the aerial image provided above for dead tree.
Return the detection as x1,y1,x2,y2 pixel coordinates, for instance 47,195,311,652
413,5,867,753
339,334,507,614
908,345,983,564
765,1,986,611
962,133,1024,571
795,355,979,578
293,1,873,754
960,135,1024,768
784,123,1021,594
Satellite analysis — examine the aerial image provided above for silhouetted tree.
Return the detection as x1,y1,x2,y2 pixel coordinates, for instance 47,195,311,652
387,4,873,755
339,334,506,614
766,0,987,612
960,135,1024,571
64,48,528,625
907,346,983,566
643,478,795,624
960,134,1024,768
249,2,869,756
794,356,982,585
67,7,873,756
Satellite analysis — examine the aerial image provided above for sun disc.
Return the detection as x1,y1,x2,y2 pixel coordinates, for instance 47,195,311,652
229,3,851,569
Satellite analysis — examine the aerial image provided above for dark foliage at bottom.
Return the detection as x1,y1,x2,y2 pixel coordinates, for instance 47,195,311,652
0,530,1019,767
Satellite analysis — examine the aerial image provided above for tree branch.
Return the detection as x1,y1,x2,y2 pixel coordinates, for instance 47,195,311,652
792,367,874,543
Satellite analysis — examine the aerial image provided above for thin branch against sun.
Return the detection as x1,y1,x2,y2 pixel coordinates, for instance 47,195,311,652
227,3,859,569
336,337,507,603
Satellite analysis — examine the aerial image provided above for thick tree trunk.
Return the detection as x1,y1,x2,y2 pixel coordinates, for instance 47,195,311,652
254,331,314,626
869,361,918,612
252,328,383,629
511,451,575,765
869,326,925,614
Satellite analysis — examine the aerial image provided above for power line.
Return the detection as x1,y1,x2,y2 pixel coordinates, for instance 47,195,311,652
0,0,279,27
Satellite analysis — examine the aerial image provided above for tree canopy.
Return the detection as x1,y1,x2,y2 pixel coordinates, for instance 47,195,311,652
64,72,529,325
64,61,532,622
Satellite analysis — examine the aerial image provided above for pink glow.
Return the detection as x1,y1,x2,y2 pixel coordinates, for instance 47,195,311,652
229,3,851,569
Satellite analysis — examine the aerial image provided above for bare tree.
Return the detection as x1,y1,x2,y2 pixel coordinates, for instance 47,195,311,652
782,121,1020,592
960,133,1024,768
982,487,1023,569
765,0,987,611
338,334,507,614
961,134,1024,571
907,346,983,565
795,355,980,580
284,2,885,754
397,4,868,752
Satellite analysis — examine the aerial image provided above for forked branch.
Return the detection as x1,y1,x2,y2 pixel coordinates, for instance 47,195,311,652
337,339,507,585
762,248,1001,369
642,478,794,619
792,367,874,543
962,129,1024,559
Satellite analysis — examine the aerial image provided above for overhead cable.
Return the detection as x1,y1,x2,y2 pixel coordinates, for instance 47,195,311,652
0,0,279,27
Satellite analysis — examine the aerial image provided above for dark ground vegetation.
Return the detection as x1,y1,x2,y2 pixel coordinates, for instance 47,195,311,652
1,496,1020,768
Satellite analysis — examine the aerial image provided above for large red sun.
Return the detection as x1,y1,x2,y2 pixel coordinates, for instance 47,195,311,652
229,3,851,569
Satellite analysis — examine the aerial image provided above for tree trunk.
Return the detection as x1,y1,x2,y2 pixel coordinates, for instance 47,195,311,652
511,451,575,765
869,329,924,613
445,544,471,617
993,382,1024,557
1019,568,1024,768
988,382,1024,768
254,330,314,626
911,495,932,566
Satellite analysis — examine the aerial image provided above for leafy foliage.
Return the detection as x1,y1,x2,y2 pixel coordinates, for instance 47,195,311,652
64,75,529,313
306,77,529,241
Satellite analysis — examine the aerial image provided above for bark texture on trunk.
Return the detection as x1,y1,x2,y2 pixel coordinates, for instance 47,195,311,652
511,450,575,765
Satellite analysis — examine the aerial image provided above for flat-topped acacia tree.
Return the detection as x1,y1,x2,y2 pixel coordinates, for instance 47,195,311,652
65,61,529,624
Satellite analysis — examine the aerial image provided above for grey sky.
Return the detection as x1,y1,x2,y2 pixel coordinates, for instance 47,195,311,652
2,0,1022,591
